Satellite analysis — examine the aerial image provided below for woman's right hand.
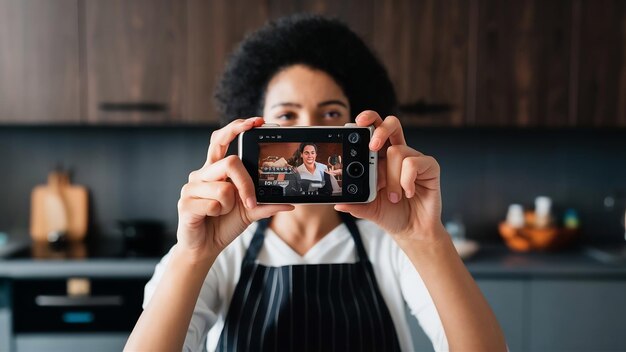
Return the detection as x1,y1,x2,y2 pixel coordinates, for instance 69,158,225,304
176,117,294,262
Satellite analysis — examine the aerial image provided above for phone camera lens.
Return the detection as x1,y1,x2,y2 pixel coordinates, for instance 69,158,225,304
346,161,364,178
347,184,358,194
348,132,360,144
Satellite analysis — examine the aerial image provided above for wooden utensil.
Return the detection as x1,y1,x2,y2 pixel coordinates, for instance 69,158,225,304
30,171,88,242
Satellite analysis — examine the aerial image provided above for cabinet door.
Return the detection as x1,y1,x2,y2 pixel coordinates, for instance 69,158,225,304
576,0,626,127
84,0,186,125
373,0,469,127
529,279,626,352
0,0,80,124
405,279,526,351
186,0,376,124
477,279,526,352
0,280,11,352
267,0,374,43
186,0,268,124
473,0,572,127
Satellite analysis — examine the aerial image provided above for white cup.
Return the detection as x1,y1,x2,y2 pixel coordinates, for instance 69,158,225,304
506,204,525,229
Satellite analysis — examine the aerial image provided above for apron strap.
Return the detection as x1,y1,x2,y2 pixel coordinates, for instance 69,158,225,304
242,218,270,265
337,212,370,263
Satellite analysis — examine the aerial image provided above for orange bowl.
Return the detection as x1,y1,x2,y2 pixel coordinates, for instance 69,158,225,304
498,222,579,252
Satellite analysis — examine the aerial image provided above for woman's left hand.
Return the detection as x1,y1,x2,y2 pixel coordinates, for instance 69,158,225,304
335,111,446,245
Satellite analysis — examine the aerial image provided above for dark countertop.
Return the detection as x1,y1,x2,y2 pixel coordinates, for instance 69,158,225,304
1,241,626,279
465,244,626,278
0,237,167,278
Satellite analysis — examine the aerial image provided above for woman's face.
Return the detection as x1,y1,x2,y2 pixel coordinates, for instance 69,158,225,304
263,64,351,126
301,145,317,166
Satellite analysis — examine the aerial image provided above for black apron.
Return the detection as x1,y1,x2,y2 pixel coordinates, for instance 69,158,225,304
216,213,401,351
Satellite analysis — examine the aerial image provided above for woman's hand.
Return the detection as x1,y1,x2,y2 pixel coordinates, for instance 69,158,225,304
325,168,342,176
177,117,294,262
335,111,445,245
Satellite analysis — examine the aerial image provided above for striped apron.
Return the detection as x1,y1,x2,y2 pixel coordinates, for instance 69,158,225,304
216,213,401,351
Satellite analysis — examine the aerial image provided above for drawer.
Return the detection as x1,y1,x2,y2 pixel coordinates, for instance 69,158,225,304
12,278,148,333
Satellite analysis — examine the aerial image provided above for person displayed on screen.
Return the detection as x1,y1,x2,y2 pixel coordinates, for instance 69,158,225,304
294,142,341,195
125,13,507,352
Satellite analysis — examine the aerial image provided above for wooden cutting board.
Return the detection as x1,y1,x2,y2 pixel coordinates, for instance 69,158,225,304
30,171,88,242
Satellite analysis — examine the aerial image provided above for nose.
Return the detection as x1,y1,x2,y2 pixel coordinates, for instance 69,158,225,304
297,110,315,126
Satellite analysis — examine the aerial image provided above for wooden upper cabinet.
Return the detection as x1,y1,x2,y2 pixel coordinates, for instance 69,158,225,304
373,0,469,127
267,0,375,43
576,0,626,128
83,0,186,125
186,0,268,124
473,0,573,127
0,0,80,124
187,0,376,124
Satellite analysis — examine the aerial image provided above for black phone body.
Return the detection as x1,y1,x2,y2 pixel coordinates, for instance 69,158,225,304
238,124,377,204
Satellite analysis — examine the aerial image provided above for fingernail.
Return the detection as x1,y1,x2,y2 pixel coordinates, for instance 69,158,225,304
389,192,399,203
405,190,414,198
370,138,381,150
246,197,256,209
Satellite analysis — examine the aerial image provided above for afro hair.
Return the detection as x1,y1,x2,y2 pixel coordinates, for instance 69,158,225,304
215,13,397,125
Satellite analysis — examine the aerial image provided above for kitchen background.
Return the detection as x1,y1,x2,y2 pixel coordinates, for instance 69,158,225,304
2,0,625,242
2,0,626,351
2,127,626,242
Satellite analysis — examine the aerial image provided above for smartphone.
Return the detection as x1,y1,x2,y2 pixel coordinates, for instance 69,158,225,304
238,123,377,204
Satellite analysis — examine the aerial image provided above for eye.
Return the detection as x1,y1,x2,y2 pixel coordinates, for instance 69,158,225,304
274,112,296,121
323,110,342,119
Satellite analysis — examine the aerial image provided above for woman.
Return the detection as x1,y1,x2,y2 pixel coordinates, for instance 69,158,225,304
294,143,341,195
125,14,506,352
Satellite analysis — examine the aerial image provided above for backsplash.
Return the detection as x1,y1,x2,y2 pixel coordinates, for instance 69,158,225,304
2,126,625,243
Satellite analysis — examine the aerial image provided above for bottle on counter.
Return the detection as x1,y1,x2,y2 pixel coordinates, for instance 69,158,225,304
534,196,552,228
445,215,466,242
563,208,580,230
506,204,525,229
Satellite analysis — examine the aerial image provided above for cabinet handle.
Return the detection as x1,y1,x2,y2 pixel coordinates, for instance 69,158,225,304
35,295,124,307
98,102,168,112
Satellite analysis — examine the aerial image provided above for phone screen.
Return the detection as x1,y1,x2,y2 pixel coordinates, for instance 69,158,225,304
258,142,343,197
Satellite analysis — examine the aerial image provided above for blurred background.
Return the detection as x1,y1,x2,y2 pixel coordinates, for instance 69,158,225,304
1,0,625,351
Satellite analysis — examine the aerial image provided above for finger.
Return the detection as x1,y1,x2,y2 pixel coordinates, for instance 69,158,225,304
180,181,236,213
334,203,376,220
369,115,406,151
246,204,295,222
355,110,384,127
386,145,421,203
190,155,257,209
206,117,264,165
177,198,225,223
401,155,441,198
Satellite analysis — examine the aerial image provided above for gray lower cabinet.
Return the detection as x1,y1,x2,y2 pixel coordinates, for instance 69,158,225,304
529,280,626,352
1,280,11,352
406,279,526,351
407,278,626,351
477,279,526,351
14,334,128,352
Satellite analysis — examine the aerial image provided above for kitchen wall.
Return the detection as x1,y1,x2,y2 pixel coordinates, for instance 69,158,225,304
2,126,625,243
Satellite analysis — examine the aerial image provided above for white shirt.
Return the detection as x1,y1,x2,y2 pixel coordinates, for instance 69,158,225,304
296,162,341,194
296,161,327,181
143,220,448,351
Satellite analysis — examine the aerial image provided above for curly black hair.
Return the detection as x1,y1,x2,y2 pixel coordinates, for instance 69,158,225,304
215,13,397,125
